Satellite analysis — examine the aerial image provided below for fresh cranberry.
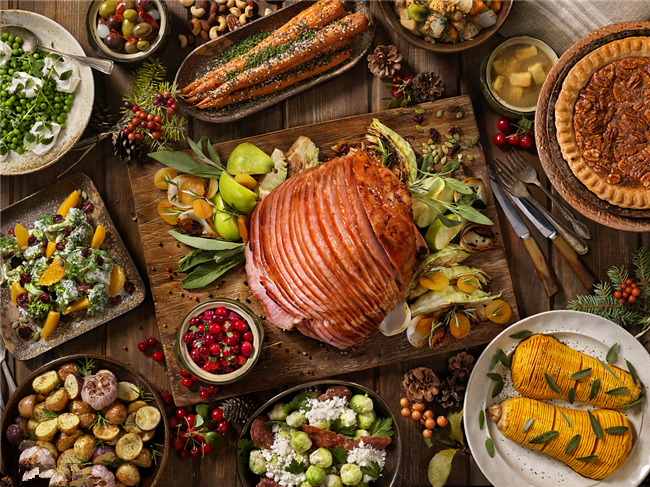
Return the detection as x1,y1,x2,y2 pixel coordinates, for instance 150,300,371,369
215,306,228,317
190,349,202,362
6,228,14,236
109,295,123,307
17,324,32,338
171,437,185,451
38,292,50,304
211,408,224,422
191,338,203,349
77,283,92,291
204,309,214,319
180,369,191,378
191,375,200,382
208,323,221,334
152,351,164,362
213,314,226,325
390,73,402,84
197,324,205,333
233,320,247,333
2,252,13,260
201,444,213,455
199,346,210,358
220,357,229,367
241,341,253,356
182,377,193,388
217,421,230,434
124,281,135,294
227,332,240,345
190,317,201,326
209,343,221,355
53,214,63,224
199,389,210,400
55,242,65,251
493,132,506,147
175,408,187,420
507,134,520,146
177,449,189,460
146,337,157,347
496,117,510,132
168,416,179,428
183,333,194,344
236,354,247,365
81,248,90,258
204,359,219,371
224,366,234,373
16,292,28,309
160,392,174,406
230,344,240,354
222,321,233,333
27,236,37,246
216,331,226,342
138,342,148,352
390,86,402,98
184,414,196,428
189,446,201,459
243,331,253,342
222,348,231,358
204,334,216,346
81,201,94,213
19,273,31,284
207,385,220,395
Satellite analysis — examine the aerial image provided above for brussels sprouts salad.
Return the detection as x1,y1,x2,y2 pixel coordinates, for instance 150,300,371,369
1,189,133,342
240,385,395,487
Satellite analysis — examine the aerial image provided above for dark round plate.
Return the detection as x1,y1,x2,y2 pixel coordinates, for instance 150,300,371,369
536,21,650,231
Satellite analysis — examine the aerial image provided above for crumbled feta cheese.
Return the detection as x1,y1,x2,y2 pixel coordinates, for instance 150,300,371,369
260,433,306,487
346,440,387,481
304,396,348,425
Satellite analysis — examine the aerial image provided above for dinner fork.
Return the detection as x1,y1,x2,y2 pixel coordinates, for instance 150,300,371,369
506,150,592,240
491,158,589,256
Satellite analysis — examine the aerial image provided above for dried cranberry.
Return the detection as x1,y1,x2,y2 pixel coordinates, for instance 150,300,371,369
77,283,93,291
82,201,94,213
53,214,63,224
42,240,48,249
34,254,43,260
123,281,135,294
64,226,72,236
56,243,66,251
17,325,32,339
38,292,51,304
413,114,424,124
429,128,440,143
449,126,461,134
27,236,37,247
96,256,104,266
448,144,461,157
109,296,123,307
7,228,15,236
19,273,31,284
15,292,28,309
3,252,13,260
81,248,90,258
339,143,350,156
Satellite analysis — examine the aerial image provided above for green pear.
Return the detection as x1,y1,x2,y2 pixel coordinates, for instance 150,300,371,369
212,193,241,242
219,172,258,214
226,143,274,175
424,214,466,251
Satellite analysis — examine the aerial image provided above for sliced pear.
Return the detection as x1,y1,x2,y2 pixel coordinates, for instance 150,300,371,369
424,214,466,251
219,172,258,214
212,194,241,242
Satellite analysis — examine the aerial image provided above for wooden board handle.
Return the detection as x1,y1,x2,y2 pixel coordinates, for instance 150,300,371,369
523,236,559,297
553,235,597,291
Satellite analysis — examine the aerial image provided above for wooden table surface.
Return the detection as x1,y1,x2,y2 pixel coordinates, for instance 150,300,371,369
1,1,649,486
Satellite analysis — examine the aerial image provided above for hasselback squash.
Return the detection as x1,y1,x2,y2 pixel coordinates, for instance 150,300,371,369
511,334,642,409
487,397,633,480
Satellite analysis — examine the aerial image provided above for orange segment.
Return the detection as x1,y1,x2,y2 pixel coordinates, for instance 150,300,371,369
157,200,179,226
192,199,214,219
108,265,126,298
154,168,178,190
11,281,26,305
45,241,57,260
419,271,449,291
486,299,512,324
14,224,30,250
41,311,61,339
57,191,80,218
39,257,66,286
90,225,106,250
457,275,480,294
179,178,205,206
62,298,90,315
449,312,470,339
234,173,257,191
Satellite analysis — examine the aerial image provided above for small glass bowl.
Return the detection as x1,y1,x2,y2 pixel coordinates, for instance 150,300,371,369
174,298,264,385
479,35,558,118
86,0,171,64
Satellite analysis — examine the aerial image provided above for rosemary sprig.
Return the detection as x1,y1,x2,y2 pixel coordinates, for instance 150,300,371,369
151,443,164,466
42,408,60,420
78,357,96,377
136,383,155,403
91,413,111,432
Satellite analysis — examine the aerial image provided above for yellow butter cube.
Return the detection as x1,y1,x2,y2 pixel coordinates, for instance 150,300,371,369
492,75,505,92
528,62,546,84
509,72,532,87
515,44,538,60
492,57,507,75
508,86,524,100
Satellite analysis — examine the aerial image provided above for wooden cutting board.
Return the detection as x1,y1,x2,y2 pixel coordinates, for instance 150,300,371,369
127,95,519,407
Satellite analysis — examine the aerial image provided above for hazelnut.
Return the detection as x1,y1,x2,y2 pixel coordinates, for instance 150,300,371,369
219,4,227,12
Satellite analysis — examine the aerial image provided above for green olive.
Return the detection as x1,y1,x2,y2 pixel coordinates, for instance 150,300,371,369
123,8,138,21
132,22,153,38
121,18,136,37
136,39,150,51
124,41,138,54
98,0,117,19
407,3,429,22
122,0,135,8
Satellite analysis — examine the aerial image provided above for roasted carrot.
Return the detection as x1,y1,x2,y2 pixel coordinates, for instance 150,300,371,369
196,13,367,107
448,24,458,40
238,215,250,244
490,0,501,12
197,49,351,109
469,0,486,16
182,0,345,97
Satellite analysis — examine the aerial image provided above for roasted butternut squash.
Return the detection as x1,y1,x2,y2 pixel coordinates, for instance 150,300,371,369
487,397,633,480
511,334,642,409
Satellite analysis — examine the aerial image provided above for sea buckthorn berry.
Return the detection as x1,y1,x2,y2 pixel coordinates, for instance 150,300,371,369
437,416,449,427
401,408,411,418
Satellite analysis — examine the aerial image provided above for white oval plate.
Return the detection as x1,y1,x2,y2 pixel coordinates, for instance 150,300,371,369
464,310,649,487
0,10,94,175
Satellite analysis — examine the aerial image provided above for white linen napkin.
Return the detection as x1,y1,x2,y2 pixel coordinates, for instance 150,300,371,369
499,0,650,54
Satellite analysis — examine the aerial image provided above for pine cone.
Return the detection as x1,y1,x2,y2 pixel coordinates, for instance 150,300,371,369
437,375,466,409
412,72,444,102
220,396,259,423
112,131,139,162
402,367,440,403
89,102,120,131
447,351,475,383
367,45,402,78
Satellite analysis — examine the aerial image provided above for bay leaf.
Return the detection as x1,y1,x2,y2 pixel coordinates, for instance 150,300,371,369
447,408,464,445
485,438,495,458
427,449,457,487
508,329,532,340
170,230,246,251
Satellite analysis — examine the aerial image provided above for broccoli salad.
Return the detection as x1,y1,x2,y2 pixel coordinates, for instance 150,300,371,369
242,385,394,487
1,190,133,342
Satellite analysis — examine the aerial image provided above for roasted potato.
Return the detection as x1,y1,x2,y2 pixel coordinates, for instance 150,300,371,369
36,393,49,403
35,418,59,441
74,434,97,461
64,374,84,401
57,448,81,468
126,400,147,416
107,429,126,446
70,400,93,415
36,440,59,458
57,362,80,382
32,403,51,423
103,402,128,425
58,412,80,435
92,445,117,466
77,413,98,429
55,429,83,452
93,422,121,442
116,433,143,461
32,370,60,394
115,462,141,487
117,382,140,403
18,394,36,418
27,419,40,434
45,388,69,412
134,406,161,431
123,413,141,435
131,447,152,468
97,369,115,377
139,430,155,443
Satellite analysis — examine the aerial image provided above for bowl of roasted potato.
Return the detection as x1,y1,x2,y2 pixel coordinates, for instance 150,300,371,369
1,355,169,487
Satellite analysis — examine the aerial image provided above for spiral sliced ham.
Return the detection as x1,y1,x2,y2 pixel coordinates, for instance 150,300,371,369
246,149,428,349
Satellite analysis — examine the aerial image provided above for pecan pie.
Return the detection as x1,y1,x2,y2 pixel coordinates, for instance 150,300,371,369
556,37,650,209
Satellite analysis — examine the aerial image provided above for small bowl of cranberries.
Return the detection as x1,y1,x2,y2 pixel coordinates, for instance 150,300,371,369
174,299,263,385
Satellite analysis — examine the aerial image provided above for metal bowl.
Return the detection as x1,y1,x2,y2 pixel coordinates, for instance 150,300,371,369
236,380,402,487
0,354,169,487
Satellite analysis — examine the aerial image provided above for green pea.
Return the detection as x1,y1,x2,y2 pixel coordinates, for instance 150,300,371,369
64,98,72,105
16,146,24,154
136,39,150,51
63,105,70,112
67,94,74,100
32,53,39,60
60,123,66,129
12,49,20,56
7,35,14,44
9,143,16,150
1,33,8,41
14,37,22,45
11,137,18,144
54,96,61,103
56,115,64,123
19,98,26,105
7,69,14,75
54,103,61,110
40,103,47,110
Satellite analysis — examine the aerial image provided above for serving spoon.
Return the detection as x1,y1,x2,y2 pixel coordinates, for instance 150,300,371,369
1,25,113,74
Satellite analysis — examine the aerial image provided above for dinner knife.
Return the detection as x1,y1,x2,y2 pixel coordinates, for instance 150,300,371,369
488,170,559,297
510,195,597,291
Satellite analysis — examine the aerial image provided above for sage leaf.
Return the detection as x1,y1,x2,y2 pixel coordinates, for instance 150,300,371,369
576,455,598,463
528,430,559,444
508,330,532,340
606,343,617,363
568,387,576,404
455,204,494,226
496,348,510,368
522,417,533,433
626,360,638,385
486,373,502,381
178,250,218,273
605,387,629,395
565,434,580,454
478,410,485,430
570,368,592,380
622,396,646,408
169,231,246,251
148,151,222,179
447,409,464,444
444,177,473,195
485,438,495,458
588,410,603,440
487,353,499,372
604,426,629,435
179,253,245,289
438,213,463,228
597,358,620,380
544,373,562,394
561,412,572,428
421,153,433,173
439,158,462,175
589,378,601,400
427,449,457,487
491,379,504,398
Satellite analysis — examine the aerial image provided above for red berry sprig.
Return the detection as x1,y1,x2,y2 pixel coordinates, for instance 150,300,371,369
386,73,415,109
168,405,227,460
492,117,534,150
122,90,178,141
614,278,641,304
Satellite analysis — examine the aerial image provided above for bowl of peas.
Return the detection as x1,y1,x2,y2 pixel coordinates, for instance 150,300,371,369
0,10,94,175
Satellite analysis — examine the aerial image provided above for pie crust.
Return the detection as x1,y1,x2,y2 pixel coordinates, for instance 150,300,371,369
555,37,650,209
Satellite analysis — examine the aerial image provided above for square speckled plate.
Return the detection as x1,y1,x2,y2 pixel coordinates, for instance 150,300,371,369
0,173,145,360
